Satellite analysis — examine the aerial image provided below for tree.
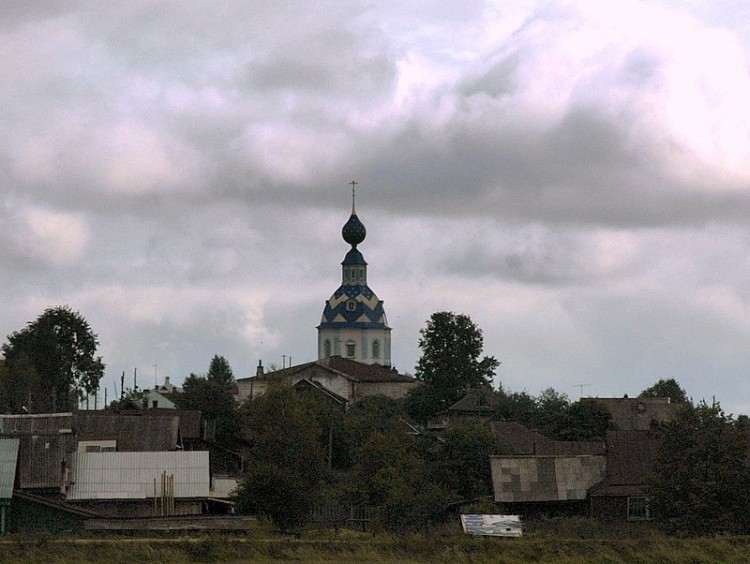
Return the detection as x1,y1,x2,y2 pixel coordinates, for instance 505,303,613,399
336,395,404,469
549,398,614,442
206,354,235,390
234,384,324,529
408,311,499,420
1,306,105,412
639,378,689,404
649,402,750,536
343,430,455,532
175,355,240,448
434,424,506,500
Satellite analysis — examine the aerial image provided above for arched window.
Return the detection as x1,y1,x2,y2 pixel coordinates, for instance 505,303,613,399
324,339,331,357
346,341,356,358
372,340,380,359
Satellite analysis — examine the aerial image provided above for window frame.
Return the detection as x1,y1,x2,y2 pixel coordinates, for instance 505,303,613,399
627,496,652,521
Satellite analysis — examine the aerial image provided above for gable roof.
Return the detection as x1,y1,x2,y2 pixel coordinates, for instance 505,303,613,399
293,379,348,405
491,455,607,502
75,413,180,451
322,356,414,383
448,387,502,413
492,422,605,456
239,356,414,385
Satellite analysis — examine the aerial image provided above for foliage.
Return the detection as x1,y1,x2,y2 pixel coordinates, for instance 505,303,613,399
174,355,240,448
408,311,499,421
235,384,324,529
535,388,571,433
339,429,456,531
433,423,506,500
649,402,750,536
206,354,235,390
0,306,105,412
549,398,615,442
496,390,538,426
639,378,689,404
234,461,316,530
336,395,404,469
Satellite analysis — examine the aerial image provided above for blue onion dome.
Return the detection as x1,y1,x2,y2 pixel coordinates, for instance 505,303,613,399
342,213,366,247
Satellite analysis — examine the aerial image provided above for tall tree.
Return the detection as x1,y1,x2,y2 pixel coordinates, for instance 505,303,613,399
1,306,105,412
639,378,689,404
408,311,499,420
649,402,750,536
176,356,240,448
206,354,235,390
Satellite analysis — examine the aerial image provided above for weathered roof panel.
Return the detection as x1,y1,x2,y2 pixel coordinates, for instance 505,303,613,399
75,413,179,451
491,455,606,503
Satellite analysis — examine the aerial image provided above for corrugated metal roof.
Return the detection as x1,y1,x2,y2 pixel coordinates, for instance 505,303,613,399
0,439,20,499
68,451,209,500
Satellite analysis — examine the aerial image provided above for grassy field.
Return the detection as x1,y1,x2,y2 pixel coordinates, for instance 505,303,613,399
4,528,750,563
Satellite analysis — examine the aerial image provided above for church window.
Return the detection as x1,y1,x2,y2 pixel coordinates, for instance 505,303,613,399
346,341,356,357
372,340,380,358
347,300,357,311
324,340,331,357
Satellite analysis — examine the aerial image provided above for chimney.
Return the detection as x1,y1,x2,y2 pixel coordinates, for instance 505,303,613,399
256,360,264,376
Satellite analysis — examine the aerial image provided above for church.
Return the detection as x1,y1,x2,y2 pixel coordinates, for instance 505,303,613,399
235,184,417,404
317,184,391,366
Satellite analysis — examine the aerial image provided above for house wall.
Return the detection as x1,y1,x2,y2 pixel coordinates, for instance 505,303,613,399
236,369,354,403
590,496,628,522
355,381,419,401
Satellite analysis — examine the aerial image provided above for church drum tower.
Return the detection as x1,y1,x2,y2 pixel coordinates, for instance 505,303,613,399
317,184,392,366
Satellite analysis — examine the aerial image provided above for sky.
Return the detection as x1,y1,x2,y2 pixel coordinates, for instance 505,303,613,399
2,0,750,412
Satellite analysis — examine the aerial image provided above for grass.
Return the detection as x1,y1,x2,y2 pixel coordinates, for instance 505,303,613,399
3,522,750,563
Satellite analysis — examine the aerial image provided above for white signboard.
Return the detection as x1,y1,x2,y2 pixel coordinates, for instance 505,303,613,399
460,514,522,537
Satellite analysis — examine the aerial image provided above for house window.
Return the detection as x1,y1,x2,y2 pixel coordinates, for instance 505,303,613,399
324,339,331,357
372,340,380,359
627,496,652,521
346,341,356,357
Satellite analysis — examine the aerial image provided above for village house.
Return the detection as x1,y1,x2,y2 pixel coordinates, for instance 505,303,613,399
236,355,418,405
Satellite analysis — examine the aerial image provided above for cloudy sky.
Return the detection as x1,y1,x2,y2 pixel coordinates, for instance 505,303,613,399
3,0,750,412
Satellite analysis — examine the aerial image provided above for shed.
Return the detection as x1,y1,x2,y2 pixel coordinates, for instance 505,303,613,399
67,451,210,517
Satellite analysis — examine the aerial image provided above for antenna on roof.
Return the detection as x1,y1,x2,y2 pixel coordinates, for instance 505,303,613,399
573,383,590,399
349,180,358,214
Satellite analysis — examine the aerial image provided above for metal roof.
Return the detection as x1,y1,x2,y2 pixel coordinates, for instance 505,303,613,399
0,439,19,499
68,451,209,500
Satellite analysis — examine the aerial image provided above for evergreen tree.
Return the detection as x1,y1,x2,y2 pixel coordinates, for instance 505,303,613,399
176,355,240,448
